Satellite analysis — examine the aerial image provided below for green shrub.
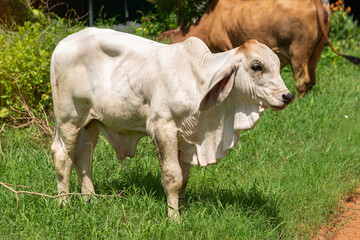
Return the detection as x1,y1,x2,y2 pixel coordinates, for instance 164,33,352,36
329,2,360,52
176,0,209,28
0,0,33,27
320,3,360,65
138,0,209,37
135,11,169,38
0,13,84,118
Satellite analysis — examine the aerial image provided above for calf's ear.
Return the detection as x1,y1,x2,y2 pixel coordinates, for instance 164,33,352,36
199,64,236,111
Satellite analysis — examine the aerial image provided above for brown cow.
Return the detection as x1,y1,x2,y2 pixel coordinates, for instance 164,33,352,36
160,0,360,97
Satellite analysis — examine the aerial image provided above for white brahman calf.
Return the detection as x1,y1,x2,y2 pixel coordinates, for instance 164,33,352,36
50,28,293,218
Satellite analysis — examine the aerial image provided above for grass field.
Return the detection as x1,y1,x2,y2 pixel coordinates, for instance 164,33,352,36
1,46,360,239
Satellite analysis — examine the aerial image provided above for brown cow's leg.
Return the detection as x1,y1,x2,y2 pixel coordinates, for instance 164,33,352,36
291,59,310,98
51,122,80,204
293,37,325,97
74,121,99,199
308,36,326,89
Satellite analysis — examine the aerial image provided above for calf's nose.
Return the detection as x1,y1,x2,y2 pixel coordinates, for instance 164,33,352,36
282,93,293,104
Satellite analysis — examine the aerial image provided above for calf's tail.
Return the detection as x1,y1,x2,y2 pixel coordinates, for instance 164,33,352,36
313,0,360,65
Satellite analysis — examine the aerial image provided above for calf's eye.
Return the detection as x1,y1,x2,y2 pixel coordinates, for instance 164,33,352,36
251,64,262,72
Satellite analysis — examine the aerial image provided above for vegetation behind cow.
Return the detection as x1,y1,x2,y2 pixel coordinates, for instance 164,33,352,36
140,0,209,32
0,0,34,26
329,2,360,52
0,3,83,119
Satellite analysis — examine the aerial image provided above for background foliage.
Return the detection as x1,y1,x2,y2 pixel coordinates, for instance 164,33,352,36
138,0,209,36
329,2,360,52
0,0,33,26
0,5,83,119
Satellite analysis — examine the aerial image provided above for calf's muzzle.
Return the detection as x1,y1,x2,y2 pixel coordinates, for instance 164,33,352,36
282,93,293,104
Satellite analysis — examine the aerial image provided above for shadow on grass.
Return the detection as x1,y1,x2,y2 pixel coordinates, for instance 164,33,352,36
94,169,164,200
94,168,282,229
186,182,283,227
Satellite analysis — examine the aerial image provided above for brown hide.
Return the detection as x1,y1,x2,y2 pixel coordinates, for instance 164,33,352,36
160,0,359,97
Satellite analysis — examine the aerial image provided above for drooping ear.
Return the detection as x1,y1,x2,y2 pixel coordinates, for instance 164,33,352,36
199,63,236,111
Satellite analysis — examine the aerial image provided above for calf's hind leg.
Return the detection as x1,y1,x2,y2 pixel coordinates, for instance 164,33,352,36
74,121,100,198
51,122,81,202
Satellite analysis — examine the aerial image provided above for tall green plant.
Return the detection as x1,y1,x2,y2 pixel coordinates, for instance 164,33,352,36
329,1,360,51
139,0,209,37
0,11,84,119
0,0,33,27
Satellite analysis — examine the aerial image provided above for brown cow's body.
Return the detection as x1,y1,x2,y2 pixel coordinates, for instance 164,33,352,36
161,0,332,96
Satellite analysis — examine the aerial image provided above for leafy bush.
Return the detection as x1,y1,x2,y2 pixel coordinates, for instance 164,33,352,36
0,11,84,119
0,0,33,27
329,0,360,51
138,0,209,37
175,0,209,27
135,11,169,38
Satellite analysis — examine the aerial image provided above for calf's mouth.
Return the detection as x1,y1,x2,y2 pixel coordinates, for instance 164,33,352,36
267,91,293,111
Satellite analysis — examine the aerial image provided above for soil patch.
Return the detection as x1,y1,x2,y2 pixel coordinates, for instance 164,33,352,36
316,188,360,240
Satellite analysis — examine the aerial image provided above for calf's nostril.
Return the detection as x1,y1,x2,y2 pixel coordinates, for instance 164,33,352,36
282,93,293,103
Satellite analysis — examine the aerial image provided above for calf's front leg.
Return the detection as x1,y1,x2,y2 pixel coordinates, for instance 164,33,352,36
178,151,191,208
151,121,190,219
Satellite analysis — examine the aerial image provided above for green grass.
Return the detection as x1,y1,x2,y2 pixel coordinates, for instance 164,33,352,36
1,47,360,239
